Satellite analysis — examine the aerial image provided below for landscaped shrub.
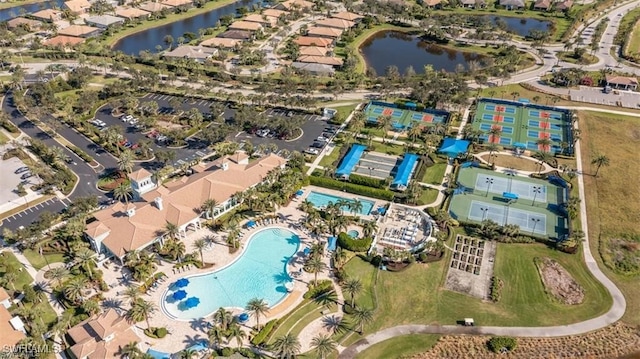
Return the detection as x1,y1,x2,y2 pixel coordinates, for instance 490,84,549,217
309,176,395,201
218,347,233,357
342,303,356,315
490,276,504,302
348,174,386,189
337,232,373,252
144,327,168,338
69,146,94,163
303,280,334,299
251,319,278,346
487,336,517,353
1,118,20,133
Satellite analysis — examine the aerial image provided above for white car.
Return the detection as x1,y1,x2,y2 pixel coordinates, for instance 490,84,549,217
256,129,269,138
305,148,319,155
122,115,133,122
316,136,329,143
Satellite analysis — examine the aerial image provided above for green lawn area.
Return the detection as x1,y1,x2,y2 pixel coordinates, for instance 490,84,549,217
22,249,66,271
417,187,439,206
333,104,358,123
0,130,9,145
319,143,343,167
288,305,337,340
422,163,447,185
557,51,598,65
268,300,323,344
354,334,440,359
344,241,611,334
361,140,406,156
0,252,34,291
342,258,377,309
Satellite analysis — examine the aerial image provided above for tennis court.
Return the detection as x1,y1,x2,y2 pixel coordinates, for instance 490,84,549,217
449,167,569,238
364,101,448,130
472,99,572,155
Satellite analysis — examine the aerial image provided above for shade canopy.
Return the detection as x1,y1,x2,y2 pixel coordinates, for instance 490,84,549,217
296,190,304,196
185,297,200,309
438,138,470,157
238,313,250,322
246,220,256,228
174,278,189,288
172,290,187,300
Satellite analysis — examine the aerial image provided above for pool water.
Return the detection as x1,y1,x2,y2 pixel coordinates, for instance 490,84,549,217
347,230,360,238
306,191,374,215
162,228,300,320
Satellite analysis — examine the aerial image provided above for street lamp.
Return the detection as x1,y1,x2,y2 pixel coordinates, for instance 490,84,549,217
531,218,541,235
480,207,489,221
368,166,374,177
532,185,542,206
485,178,494,197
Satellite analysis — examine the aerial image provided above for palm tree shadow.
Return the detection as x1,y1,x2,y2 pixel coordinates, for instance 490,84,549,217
102,298,123,313
273,272,291,284
322,314,348,334
182,334,207,348
189,318,210,333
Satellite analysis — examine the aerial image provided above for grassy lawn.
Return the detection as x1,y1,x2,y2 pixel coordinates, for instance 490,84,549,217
479,154,540,172
288,305,337,339
343,257,377,309
417,187,439,206
344,240,611,334
557,51,598,65
422,163,447,185
361,140,406,156
0,252,34,291
579,110,640,325
0,130,9,145
333,104,358,123
319,143,343,167
267,300,322,344
0,0,47,10
354,334,440,359
22,249,65,271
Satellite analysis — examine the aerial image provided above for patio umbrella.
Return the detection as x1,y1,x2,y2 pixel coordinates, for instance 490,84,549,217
295,190,304,196
184,297,200,309
174,278,189,288
172,290,187,301
246,220,256,228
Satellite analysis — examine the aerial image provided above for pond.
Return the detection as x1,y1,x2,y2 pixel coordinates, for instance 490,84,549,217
474,15,553,37
360,30,487,75
0,0,65,23
112,0,262,55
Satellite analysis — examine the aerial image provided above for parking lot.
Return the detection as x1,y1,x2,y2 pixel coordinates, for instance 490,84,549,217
0,157,44,212
569,85,640,108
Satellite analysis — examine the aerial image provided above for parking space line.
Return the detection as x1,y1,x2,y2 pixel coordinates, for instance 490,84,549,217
17,213,22,217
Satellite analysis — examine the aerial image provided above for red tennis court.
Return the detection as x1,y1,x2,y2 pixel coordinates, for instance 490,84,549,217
495,105,506,112
382,108,393,116
422,114,434,122
539,121,550,129
493,115,503,122
540,112,550,119
538,132,550,139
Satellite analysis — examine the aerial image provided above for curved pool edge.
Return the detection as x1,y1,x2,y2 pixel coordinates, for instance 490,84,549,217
160,226,301,321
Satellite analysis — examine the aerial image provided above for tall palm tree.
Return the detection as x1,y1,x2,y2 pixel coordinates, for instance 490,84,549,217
310,334,337,359
352,306,374,334
179,348,197,359
377,115,393,143
48,266,68,288
213,307,233,331
82,299,102,316
487,143,499,165
64,277,88,304
113,183,133,206
226,323,246,348
271,333,301,359
118,149,134,174
348,111,365,138
488,125,502,144
362,221,378,238
74,248,95,279
201,198,218,219
246,298,269,329
119,341,142,359
192,239,207,265
127,299,156,329
164,221,179,239
591,154,610,177
350,199,363,216
305,255,327,285
123,285,141,305
207,324,225,349
342,278,363,307
407,125,423,145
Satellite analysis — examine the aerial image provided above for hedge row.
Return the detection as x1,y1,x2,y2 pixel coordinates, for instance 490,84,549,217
348,173,386,189
303,280,334,299
251,319,278,346
0,118,20,133
337,232,373,252
309,176,394,201
69,146,94,163
143,327,167,338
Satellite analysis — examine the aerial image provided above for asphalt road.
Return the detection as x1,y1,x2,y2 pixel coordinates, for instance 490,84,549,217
0,93,107,232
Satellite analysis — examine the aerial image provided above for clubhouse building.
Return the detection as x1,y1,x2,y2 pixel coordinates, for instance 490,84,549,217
84,153,286,263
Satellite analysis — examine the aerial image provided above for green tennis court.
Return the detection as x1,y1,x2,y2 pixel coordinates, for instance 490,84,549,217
472,99,572,155
364,101,448,130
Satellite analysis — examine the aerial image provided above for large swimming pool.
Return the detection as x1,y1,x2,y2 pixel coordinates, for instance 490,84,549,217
306,191,375,215
162,228,300,320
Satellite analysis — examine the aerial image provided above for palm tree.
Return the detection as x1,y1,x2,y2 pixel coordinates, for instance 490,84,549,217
362,221,378,238
352,306,374,334
246,298,269,329
488,125,502,144
113,183,133,206
310,334,337,359
408,125,423,145
213,307,233,331
377,115,393,143
82,299,102,316
348,111,365,138
119,341,142,358
536,137,552,153
305,255,327,285
64,277,88,304
226,323,247,347
117,149,134,174
179,348,196,359
164,221,179,239
350,199,363,216
207,324,226,349
127,299,156,329
298,199,315,214
271,333,301,359
192,239,207,265
342,278,363,307
591,154,610,177
201,198,218,219
123,285,141,305
74,248,95,279
48,266,68,288
487,143,499,165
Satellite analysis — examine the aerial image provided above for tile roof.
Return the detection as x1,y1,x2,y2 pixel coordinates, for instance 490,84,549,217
64,0,91,13
228,20,263,31
6,17,42,29
243,14,277,26
306,26,343,38
115,8,150,19
262,8,288,18
161,0,193,7
298,46,329,56
293,36,333,47
297,55,343,66
31,9,62,21
200,37,241,48
139,2,171,12
606,75,639,85
331,11,363,21
313,18,355,30
57,24,101,37
68,309,139,359
0,306,25,347
43,35,85,47
0,288,9,303
277,0,314,10
128,168,152,182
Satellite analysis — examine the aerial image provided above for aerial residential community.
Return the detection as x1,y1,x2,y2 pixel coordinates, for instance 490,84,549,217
1,0,640,357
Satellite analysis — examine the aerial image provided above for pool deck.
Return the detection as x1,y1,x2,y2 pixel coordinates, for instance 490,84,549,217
298,185,389,221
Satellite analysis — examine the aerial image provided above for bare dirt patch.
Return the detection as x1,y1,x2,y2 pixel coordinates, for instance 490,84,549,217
156,120,184,129
444,235,496,299
412,322,640,359
535,257,584,305
479,154,540,172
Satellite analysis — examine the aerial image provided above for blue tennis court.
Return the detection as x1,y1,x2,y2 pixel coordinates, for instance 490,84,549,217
468,200,547,234
527,141,538,150
503,116,515,123
482,113,494,121
474,173,547,203
480,123,492,131
528,130,539,138
499,137,511,145
529,119,540,127
372,107,383,115
501,126,514,135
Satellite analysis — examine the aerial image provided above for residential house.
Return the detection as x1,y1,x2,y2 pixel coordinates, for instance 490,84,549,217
44,35,86,47
84,15,125,29
554,0,573,11
64,0,91,15
139,2,171,13
297,55,343,66
274,0,314,11
218,30,254,40
421,0,442,7
163,45,218,62
298,46,330,56
6,17,42,31
58,24,102,38
30,9,63,22
331,11,363,22
0,307,25,349
306,26,342,39
499,0,525,9
0,288,11,309
291,62,335,75
200,37,241,48
228,20,263,32
533,0,551,10
66,309,141,359
605,75,638,90
243,13,277,27
293,36,334,47
460,0,486,8
313,18,355,30
84,153,286,263
262,8,288,19
161,0,193,7
114,8,151,20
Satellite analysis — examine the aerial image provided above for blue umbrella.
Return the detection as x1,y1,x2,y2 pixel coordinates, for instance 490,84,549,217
185,297,200,309
172,290,187,300
174,278,189,288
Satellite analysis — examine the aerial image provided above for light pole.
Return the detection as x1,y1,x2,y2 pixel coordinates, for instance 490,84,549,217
531,218,541,235
532,185,542,206
480,207,488,221
368,166,374,177
485,178,494,197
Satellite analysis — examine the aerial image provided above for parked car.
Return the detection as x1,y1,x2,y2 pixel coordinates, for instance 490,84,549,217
316,136,329,143
305,148,319,155
311,142,325,149
256,129,270,138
